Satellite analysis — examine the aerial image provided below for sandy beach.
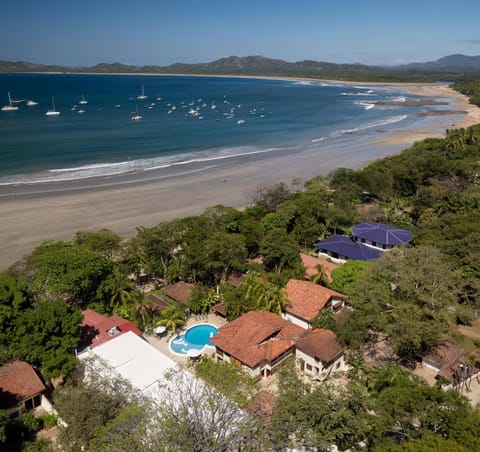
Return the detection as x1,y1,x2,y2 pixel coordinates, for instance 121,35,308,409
0,82,478,269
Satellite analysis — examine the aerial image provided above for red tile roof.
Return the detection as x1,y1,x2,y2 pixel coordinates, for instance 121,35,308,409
81,309,142,348
422,341,466,370
423,341,479,384
284,279,346,322
145,293,170,312
300,253,339,283
0,361,46,409
161,282,196,304
210,310,306,369
295,329,344,364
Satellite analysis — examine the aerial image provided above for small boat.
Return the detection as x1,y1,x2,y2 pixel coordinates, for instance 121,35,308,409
237,119,245,124
78,94,88,105
45,96,60,116
78,109,85,114
131,105,142,120
26,100,38,106
137,84,147,100
1,92,19,111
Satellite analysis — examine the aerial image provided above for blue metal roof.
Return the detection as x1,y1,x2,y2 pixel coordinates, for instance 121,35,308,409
314,235,383,261
351,222,412,246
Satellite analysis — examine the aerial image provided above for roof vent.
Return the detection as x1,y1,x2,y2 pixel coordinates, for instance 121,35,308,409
107,326,120,336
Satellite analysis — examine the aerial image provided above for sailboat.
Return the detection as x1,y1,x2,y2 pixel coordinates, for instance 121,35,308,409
45,97,60,116
131,105,142,120
79,94,88,105
137,84,147,100
1,92,19,111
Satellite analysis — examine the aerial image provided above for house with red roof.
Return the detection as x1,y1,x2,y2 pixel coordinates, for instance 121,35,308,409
210,310,305,378
421,341,480,390
0,361,47,419
283,279,346,329
161,281,196,305
296,329,347,381
210,310,345,380
144,293,171,313
300,253,338,283
80,309,142,350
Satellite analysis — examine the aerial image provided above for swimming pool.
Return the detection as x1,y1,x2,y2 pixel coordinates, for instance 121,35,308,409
169,323,218,356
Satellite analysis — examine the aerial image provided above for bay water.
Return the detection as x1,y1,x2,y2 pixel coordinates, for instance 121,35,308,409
0,73,437,186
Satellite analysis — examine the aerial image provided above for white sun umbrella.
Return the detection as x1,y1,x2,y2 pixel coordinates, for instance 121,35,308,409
155,326,166,335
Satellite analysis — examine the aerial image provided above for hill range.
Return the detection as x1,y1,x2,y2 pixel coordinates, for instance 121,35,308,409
1,54,480,82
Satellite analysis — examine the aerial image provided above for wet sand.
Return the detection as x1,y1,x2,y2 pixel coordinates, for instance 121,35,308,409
0,82,478,269
372,84,480,146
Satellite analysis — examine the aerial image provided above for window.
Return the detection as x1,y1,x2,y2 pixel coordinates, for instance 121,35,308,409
25,398,34,411
336,362,341,369
306,363,312,371
33,395,41,408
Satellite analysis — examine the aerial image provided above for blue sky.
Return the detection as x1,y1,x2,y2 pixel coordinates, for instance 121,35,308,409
1,0,479,67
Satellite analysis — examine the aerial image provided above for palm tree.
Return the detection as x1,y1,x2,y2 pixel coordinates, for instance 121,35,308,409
244,273,289,315
310,264,329,287
124,290,153,329
103,271,136,310
157,306,185,335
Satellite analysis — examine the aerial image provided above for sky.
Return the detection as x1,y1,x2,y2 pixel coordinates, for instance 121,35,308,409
1,0,479,67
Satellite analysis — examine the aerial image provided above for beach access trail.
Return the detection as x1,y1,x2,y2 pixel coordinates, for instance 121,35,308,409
0,84,478,269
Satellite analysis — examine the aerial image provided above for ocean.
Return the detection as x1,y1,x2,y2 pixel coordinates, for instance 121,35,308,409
0,73,446,186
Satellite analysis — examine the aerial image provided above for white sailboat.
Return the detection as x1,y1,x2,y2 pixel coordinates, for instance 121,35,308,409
131,105,142,120
137,84,147,100
45,96,60,116
79,94,88,105
1,92,19,111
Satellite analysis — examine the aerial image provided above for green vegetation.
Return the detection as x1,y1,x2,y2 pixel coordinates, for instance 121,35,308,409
0,271,82,378
341,246,462,356
193,355,256,405
269,360,480,451
452,78,480,106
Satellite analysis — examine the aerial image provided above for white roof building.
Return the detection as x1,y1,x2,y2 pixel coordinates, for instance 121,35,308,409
85,331,176,394
79,331,182,401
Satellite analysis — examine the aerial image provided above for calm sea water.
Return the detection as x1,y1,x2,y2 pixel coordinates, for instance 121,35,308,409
0,73,433,185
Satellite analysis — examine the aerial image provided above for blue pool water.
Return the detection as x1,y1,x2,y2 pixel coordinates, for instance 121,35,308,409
169,324,218,356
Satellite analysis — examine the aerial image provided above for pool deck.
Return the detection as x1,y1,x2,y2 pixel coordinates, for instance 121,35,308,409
144,313,227,365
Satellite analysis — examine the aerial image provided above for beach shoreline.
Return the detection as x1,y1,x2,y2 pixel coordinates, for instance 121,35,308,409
0,78,478,269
